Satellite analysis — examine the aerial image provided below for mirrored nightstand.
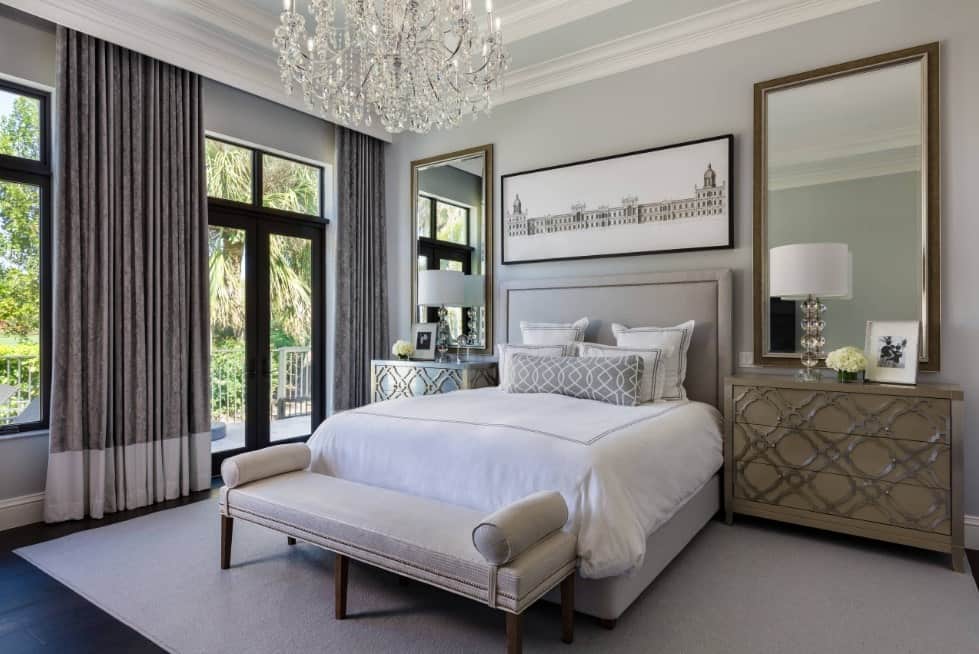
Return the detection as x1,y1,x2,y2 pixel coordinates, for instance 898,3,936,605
371,358,498,402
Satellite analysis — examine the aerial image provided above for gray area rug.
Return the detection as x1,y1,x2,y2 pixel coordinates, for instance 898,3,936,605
17,499,979,653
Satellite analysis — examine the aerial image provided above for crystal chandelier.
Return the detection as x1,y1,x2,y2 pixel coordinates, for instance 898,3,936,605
275,0,510,134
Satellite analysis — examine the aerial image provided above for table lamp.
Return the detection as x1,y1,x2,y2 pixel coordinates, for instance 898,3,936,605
418,269,465,361
770,243,851,381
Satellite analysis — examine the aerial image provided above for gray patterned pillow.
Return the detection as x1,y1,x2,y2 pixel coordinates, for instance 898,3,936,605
506,354,644,406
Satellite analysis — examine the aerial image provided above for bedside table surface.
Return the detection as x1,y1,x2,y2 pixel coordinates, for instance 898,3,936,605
372,357,497,369
725,374,963,401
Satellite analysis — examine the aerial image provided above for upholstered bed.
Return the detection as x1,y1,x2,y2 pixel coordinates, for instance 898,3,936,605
308,269,732,620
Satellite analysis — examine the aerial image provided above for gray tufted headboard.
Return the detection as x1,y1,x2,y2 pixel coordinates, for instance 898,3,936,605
497,269,733,409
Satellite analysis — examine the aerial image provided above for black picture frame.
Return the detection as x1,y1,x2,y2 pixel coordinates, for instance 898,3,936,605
500,134,734,265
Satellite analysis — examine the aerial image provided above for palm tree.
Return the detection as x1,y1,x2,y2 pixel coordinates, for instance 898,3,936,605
206,141,316,347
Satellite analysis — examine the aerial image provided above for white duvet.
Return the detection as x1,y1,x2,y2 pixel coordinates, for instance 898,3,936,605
307,388,722,578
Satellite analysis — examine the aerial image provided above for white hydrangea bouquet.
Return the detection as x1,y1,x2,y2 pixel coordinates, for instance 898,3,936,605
392,339,414,360
825,346,867,383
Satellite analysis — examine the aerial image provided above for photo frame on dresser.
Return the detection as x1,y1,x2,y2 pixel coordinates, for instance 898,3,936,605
500,134,733,264
864,320,920,384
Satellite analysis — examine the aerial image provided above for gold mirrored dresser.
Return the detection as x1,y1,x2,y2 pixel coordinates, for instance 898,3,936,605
371,358,498,403
724,375,965,571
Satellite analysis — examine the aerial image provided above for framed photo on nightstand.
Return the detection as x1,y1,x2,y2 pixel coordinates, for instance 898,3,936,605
411,323,438,360
864,320,920,384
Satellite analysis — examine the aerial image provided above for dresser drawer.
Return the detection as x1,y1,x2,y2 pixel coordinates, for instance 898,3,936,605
735,461,950,535
733,423,950,489
733,386,950,444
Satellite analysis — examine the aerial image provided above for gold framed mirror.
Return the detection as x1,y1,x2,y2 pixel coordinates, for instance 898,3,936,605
410,144,494,355
753,43,940,371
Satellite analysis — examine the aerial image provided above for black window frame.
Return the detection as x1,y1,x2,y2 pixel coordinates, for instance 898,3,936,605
416,194,475,324
0,78,52,435
417,193,471,247
205,135,327,225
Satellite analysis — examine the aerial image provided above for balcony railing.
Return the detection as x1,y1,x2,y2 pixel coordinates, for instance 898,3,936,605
211,346,311,424
0,347,312,427
0,354,40,425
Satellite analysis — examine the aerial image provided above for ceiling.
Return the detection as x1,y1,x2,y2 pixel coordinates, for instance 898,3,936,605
3,0,881,140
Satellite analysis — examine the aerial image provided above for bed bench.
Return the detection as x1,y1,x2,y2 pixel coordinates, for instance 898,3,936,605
218,444,578,654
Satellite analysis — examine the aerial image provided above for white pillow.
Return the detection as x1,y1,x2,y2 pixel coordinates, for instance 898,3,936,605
576,343,662,404
611,320,695,400
496,343,573,390
520,317,589,345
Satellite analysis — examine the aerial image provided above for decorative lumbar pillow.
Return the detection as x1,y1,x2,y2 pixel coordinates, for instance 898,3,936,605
611,320,695,400
506,353,644,406
576,342,662,404
496,343,573,390
520,317,589,345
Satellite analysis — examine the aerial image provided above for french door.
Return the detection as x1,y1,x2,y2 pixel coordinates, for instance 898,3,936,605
208,204,325,473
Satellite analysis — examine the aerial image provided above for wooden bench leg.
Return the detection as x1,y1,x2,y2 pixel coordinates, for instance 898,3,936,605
334,553,349,620
220,516,233,570
598,618,617,630
506,612,522,654
560,574,574,644
287,537,297,546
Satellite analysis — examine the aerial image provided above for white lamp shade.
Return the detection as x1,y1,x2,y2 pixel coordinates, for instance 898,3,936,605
770,243,851,299
463,275,485,306
418,269,465,306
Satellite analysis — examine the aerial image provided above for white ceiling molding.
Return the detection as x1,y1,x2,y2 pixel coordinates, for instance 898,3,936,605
769,126,921,168
2,0,393,142
768,146,921,190
496,0,632,42
499,0,882,105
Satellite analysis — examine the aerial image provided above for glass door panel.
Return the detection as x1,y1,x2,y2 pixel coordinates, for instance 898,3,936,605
268,232,313,442
208,225,249,454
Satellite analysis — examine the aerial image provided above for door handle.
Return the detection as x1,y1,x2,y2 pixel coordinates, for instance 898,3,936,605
261,355,271,377
246,358,257,379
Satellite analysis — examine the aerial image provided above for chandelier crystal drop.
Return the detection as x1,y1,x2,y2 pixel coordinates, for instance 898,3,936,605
275,0,510,134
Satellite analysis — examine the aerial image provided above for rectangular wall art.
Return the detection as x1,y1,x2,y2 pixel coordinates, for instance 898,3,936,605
501,135,733,264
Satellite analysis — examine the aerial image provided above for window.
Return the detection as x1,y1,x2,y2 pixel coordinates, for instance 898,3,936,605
416,194,474,337
0,80,50,433
205,139,253,204
205,136,324,219
417,194,469,246
263,154,320,216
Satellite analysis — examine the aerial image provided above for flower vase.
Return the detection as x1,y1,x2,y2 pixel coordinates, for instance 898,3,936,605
397,354,410,361
836,370,860,383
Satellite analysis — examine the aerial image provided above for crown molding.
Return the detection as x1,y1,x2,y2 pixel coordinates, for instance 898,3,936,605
768,146,921,190
3,0,880,138
497,0,631,42
1,0,393,142
499,0,882,105
769,126,921,168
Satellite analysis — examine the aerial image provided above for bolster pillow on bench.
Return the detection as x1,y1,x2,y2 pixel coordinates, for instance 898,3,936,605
221,443,311,488
472,491,570,565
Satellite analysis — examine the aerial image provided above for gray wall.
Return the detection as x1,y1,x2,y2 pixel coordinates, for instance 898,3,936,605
385,0,979,513
0,7,337,505
768,172,922,350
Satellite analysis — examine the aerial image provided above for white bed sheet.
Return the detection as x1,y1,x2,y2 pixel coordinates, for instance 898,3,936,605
306,388,722,578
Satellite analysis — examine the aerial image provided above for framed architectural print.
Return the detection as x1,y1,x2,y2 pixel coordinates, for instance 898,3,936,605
864,320,920,384
501,134,733,264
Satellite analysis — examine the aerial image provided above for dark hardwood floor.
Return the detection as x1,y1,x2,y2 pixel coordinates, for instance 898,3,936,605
0,485,217,653
1,490,977,653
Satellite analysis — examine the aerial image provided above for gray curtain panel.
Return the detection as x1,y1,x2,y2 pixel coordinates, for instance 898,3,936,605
45,28,211,522
333,127,388,410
